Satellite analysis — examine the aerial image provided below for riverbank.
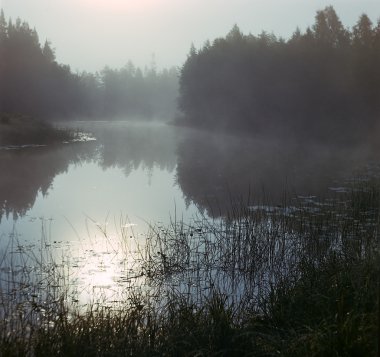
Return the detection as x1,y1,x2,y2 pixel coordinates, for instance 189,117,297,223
0,113,74,147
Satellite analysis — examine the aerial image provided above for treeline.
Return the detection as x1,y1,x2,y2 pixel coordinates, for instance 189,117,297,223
178,7,380,141
0,10,178,120
99,64,178,119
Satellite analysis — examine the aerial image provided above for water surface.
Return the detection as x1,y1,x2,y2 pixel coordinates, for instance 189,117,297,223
0,120,377,304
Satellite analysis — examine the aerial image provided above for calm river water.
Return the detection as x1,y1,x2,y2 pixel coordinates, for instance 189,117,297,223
0,121,200,247
0,120,377,304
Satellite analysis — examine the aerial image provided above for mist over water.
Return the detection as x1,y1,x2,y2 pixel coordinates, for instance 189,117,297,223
1,120,377,234
0,122,191,235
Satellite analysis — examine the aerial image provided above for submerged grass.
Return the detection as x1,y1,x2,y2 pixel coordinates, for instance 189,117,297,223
0,178,378,356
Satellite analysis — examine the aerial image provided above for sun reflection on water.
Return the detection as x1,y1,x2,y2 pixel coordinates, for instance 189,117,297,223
56,218,148,308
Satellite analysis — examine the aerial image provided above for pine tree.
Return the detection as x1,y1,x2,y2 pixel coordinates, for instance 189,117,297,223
0,9,7,39
313,6,349,48
353,14,373,48
42,40,55,63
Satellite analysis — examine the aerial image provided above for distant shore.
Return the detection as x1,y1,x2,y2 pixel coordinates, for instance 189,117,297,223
0,113,74,147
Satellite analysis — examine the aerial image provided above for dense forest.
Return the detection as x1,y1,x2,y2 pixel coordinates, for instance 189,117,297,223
178,6,380,142
1,7,380,137
0,10,178,121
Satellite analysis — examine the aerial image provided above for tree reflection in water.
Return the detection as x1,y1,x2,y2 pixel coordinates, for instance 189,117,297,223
0,122,180,221
176,128,378,218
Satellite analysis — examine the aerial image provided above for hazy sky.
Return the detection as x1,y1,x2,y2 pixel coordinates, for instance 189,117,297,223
1,0,379,72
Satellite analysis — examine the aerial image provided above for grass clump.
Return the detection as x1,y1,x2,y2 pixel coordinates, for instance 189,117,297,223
264,253,378,356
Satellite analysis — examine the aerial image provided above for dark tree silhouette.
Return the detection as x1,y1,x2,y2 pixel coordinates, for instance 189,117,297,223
177,7,380,143
0,11,179,121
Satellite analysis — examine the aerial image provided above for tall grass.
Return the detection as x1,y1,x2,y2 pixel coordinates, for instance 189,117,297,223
0,178,378,355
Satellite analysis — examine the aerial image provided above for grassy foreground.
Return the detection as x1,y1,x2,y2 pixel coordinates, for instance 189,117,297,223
0,113,73,146
0,179,379,356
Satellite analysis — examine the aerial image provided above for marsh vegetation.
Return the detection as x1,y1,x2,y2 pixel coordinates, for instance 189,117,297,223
0,175,378,356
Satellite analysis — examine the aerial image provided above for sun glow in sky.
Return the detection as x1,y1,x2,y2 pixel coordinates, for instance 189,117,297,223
80,0,160,12
2,0,380,71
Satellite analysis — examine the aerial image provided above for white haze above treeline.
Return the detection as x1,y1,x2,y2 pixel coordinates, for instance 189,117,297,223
1,0,380,72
